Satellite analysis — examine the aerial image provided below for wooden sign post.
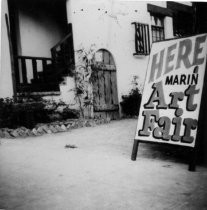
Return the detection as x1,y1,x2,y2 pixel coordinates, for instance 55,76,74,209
131,34,207,171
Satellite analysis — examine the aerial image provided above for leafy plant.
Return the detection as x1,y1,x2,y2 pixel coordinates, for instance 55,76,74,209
0,97,80,129
0,98,49,128
73,45,96,118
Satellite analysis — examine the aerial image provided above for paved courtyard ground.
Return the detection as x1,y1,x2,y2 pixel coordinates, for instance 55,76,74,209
0,119,207,210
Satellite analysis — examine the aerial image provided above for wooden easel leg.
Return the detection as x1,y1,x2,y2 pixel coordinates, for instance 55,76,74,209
131,140,139,161
188,148,197,172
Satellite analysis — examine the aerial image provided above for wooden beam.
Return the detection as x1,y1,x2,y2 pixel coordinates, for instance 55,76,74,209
5,13,17,101
147,4,173,17
167,2,194,14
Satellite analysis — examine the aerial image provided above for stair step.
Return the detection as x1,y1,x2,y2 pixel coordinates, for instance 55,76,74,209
17,83,60,92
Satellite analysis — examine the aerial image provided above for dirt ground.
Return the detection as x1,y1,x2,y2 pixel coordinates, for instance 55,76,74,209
0,119,207,210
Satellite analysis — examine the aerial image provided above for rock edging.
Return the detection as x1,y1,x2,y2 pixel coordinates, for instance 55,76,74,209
0,118,111,139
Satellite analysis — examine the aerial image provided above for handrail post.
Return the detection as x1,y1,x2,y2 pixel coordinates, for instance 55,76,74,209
21,58,28,84
32,58,38,80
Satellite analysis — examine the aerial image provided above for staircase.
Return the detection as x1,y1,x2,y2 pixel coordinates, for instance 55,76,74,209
15,32,74,94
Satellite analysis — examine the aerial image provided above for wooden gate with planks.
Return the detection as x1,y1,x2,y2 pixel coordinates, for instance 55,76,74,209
92,49,119,119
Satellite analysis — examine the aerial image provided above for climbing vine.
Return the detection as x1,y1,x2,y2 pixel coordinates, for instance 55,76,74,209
73,45,96,118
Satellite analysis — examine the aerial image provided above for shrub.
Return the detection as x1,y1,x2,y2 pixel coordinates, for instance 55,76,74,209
0,97,80,129
44,100,80,120
0,98,49,129
62,107,80,120
120,87,142,117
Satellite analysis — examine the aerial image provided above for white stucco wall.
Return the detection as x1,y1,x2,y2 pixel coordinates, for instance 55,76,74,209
0,0,191,102
15,1,67,83
0,0,13,98
65,0,174,104
17,3,66,57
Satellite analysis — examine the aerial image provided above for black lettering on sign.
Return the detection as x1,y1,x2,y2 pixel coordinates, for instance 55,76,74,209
144,81,167,109
176,39,192,70
138,81,201,143
169,92,184,109
182,118,198,143
165,75,173,85
153,116,171,141
185,85,199,111
149,50,165,83
165,72,199,86
149,35,206,83
193,35,207,66
165,43,177,75
138,110,159,137
172,109,183,142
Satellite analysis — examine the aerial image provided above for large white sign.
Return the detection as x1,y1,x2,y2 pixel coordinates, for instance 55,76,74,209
135,34,207,147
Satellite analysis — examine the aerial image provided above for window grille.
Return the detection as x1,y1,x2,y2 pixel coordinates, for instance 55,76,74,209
132,22,150,56
151,25,165,42
150,14,165,42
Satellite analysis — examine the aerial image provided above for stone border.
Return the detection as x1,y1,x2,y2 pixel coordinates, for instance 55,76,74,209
0,118,111,139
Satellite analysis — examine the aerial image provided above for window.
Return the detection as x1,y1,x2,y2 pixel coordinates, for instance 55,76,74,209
132,22,150,56
167,2,195,37
151,14,165,42
173,13,194,37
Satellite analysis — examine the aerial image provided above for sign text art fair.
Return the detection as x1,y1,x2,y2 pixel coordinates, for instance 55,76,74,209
131,34,207,170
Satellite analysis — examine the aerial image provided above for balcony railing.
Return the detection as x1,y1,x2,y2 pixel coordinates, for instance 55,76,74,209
15,55,53,84
15,26,75,93
14,56,60,92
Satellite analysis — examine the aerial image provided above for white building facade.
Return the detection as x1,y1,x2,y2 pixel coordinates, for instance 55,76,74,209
0,0,194,115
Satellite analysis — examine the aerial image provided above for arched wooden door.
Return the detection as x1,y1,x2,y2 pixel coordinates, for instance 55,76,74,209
92,49,119,119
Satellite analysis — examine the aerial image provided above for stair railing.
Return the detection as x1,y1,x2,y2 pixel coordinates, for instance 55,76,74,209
50,32,75,71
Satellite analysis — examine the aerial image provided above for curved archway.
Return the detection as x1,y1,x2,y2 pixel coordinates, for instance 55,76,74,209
94,49,116,66
92,49,119,119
